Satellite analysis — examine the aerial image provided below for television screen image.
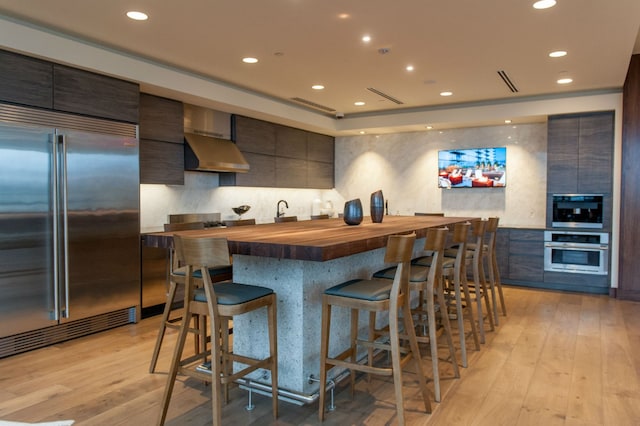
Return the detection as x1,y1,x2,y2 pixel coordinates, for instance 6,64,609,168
438,147,506,188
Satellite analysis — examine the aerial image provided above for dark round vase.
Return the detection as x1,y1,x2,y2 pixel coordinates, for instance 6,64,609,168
370,190,384,223
343,199,363,225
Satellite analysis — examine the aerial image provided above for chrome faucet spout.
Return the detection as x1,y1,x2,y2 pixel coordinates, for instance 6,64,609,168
277,199,289,218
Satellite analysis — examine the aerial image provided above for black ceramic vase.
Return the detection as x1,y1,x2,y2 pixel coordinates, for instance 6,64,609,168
370,190,384,223
343,199,363,225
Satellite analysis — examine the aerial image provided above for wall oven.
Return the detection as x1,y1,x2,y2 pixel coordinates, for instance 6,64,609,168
544,231,608,275
552,194,603,228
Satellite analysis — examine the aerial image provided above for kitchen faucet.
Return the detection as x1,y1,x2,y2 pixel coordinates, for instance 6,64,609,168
276,199,289,217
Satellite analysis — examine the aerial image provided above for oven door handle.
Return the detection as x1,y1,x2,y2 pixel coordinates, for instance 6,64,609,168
545,243,608,250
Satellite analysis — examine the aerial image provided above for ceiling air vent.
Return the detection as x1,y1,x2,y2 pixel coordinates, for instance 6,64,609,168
366,87,404,104
290,97,336,112
497,70,519,93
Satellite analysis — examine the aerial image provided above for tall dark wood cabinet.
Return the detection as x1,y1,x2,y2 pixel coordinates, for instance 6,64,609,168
619,54,640,301
139,93,185,185
221,115,334,189
546,111,614,231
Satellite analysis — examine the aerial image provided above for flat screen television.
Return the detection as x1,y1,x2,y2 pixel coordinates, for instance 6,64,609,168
438,147,506,188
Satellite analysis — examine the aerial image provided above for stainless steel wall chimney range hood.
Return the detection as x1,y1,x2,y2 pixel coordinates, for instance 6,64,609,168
183,104,250,173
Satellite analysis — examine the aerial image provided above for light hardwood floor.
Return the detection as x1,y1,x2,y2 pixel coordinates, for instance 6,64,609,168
1,285,639,425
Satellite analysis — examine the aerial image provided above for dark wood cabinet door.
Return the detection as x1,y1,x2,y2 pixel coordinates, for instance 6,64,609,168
547,115,579,193
233,115,276,155
233,152,276,187
307,132,334,163
53,65,139,123
276,157,307,188
507,229,544,282
139,93,183,143
139,139,184,185
276,126,307,159
578,112,614,193
307,160,334,189
0,50,53,109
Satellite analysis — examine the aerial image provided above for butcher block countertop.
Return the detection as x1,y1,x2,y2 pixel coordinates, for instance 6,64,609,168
143,215,478,262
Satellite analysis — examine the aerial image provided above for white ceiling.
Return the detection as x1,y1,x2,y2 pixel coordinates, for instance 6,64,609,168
0,0,639,130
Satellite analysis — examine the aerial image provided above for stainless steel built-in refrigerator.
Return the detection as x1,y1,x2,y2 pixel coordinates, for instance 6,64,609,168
0,104,140,357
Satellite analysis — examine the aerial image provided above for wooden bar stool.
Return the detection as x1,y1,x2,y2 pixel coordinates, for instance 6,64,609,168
415,222,480,368
157,236,278,426
484,217,507,320
149,222,233,373
318,233,431,425
373,227,460,401
451,219,495,343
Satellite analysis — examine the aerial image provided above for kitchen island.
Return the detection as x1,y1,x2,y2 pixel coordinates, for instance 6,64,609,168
144,215,477,401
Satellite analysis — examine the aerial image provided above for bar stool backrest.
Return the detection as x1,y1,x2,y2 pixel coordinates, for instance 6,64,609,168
423,227,449,288
163,222,205,232
274,216,298,223
176,236,231,271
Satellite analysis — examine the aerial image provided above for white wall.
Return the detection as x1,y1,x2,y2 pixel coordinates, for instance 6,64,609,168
140,173,341,232
335,123,547,227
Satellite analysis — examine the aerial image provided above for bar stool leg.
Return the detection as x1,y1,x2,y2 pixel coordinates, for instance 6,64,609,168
267,298,279,418
318,300,332,421
460,269,481,350
157,307,194,425
149,280,178,373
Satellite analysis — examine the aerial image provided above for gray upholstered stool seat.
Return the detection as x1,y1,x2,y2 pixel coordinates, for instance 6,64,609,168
324,278,392,301
373,264,430,282
194,283,273,305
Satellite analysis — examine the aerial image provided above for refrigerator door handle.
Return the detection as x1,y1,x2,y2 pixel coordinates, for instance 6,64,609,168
60,133,70,319
51,134,61,321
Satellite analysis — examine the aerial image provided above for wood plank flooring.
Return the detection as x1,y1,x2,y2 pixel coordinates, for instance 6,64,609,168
1,285,639,425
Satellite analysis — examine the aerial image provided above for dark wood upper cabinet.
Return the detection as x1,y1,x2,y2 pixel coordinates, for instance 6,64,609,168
547,116,579,193
0,50,53,109
276,126,307,159
138,93,184,185
139,93,184,143
547,111,614,195
139,139,184,185
233,115,276,155
578,113,614,193
226,114,334,188
53,65,139,123
307,132,334,163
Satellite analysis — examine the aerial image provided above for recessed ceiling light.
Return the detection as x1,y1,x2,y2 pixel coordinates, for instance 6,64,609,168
126,11,148,21
354,101,365,106
549,50,567,58
533,0,556,10
311,85,325,90
406,65,414,72
440,91,453,97
362,35,371,43
557,77,573,84
242,57,258,64
338,13,350,19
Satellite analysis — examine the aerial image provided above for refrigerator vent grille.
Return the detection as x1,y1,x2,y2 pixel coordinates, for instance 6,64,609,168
0,103,137,138
0,307,137,358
